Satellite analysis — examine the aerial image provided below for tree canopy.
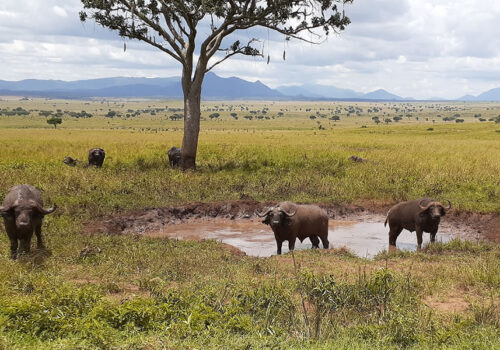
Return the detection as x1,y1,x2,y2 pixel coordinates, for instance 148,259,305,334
80,1,353,169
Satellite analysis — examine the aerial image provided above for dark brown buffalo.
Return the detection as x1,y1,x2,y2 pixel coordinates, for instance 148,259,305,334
167,147,182,168
257,201,329,255
88,148,105,167
385,198,452,249
63,156,78,167
0,185,56,259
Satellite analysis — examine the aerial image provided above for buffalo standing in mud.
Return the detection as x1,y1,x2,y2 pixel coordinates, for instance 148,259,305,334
385,198,452,249
88,148,105,167
0,185,56,259
257,201,329,255
167,147,182,168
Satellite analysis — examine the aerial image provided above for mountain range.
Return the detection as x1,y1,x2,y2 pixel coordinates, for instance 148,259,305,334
1,73,499,101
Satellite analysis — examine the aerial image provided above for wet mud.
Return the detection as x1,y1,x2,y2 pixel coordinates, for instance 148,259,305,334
84,200,498,257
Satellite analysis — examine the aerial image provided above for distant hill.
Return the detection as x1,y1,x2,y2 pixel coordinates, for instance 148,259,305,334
2,74,498,101
277,84,406,100
0,73,283,100
276,84,362,99
361,89,403,100
457,88,500,101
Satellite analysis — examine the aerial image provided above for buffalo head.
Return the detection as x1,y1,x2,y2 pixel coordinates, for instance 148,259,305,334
418,199,451,219
256,206,296,228
0,200,56,231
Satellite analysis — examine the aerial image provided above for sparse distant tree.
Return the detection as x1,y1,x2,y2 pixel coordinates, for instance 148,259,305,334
47,116,62,129
209,112,220,120
80,0,353,169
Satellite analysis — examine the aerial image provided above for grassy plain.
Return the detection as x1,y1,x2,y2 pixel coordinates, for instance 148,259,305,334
0,98,499,349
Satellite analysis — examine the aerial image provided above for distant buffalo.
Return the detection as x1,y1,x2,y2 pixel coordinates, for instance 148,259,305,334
349,155,367,163
167,147,182,168
63,156,78,167
0,184,56,259
257,201,329,255
385,198,452,249
88,148,105,167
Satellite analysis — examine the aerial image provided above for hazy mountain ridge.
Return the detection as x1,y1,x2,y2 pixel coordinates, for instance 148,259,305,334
1,73,499,101
457,88,500,101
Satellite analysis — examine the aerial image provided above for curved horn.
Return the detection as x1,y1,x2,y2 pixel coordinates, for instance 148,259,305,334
419,199,439,211
30,200,57,215
0,205,9,214
443,199,452,210
280,206,296,217
256,207,273,217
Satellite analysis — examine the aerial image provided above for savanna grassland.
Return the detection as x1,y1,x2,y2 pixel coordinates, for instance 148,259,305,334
0,98,499,349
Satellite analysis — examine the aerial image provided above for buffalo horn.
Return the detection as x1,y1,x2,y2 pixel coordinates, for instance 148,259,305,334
256,207,273,217
443,199,452,210
418,199,439,211
30,200,57,215
279,206,296,217
0,205,9,214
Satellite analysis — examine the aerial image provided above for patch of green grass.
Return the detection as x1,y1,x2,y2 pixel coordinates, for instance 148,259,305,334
0,99,498,348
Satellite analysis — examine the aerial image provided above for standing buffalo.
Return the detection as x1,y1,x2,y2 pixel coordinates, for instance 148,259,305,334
167,147,182,168
257,201,329,255
88,148,105,167
0,185,56,259
385,198,452,249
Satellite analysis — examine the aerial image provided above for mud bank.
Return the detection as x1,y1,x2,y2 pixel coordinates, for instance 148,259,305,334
83,201,498,257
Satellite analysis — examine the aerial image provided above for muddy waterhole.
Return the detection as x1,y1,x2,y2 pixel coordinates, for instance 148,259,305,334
147,218,456,258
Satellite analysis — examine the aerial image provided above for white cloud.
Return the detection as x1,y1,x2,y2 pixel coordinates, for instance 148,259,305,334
53,5,67,17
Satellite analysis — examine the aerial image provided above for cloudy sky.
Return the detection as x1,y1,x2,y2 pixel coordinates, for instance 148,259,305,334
1,0,499,99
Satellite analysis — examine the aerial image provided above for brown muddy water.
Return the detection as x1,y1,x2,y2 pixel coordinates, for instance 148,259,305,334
147,218,456,258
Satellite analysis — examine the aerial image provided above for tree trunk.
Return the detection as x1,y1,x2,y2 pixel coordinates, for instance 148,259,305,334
181,81,202,170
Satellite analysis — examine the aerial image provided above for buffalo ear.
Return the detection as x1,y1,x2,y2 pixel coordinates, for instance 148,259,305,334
0,207,14,218
262,216,271,225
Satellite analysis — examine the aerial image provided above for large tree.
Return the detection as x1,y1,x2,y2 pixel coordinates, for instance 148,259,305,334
80,0,353,169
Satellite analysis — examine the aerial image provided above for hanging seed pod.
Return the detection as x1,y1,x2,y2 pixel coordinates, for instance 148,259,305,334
267,55,270,64
123,42,126,52
283,50,286,61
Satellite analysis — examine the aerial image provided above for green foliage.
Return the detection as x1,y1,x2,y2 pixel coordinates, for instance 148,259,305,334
46,116,62,128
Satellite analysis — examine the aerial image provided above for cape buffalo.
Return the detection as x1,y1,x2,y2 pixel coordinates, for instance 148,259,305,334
63,156,78,167
385,198,452,249
88,148,105,167
257,201,329,255
167,147,181,167
0,185,56,259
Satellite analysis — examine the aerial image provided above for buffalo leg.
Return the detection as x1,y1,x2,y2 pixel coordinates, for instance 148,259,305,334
288,239,296,252
19,236,32,256
310,235,320,248
35,223,44,249
388,226,403,246
9,239,18,260
319,235,329,249
5,226,18,259
276,239,283,255
430,230,437,244
416,228,423,250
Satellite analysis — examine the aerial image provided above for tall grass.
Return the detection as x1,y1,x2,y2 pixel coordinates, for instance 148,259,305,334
0,99,498,348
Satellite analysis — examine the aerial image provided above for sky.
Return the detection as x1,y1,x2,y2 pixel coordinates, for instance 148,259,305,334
0,0,499,99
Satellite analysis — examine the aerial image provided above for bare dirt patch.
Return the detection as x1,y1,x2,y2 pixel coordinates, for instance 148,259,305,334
424,294,470,313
